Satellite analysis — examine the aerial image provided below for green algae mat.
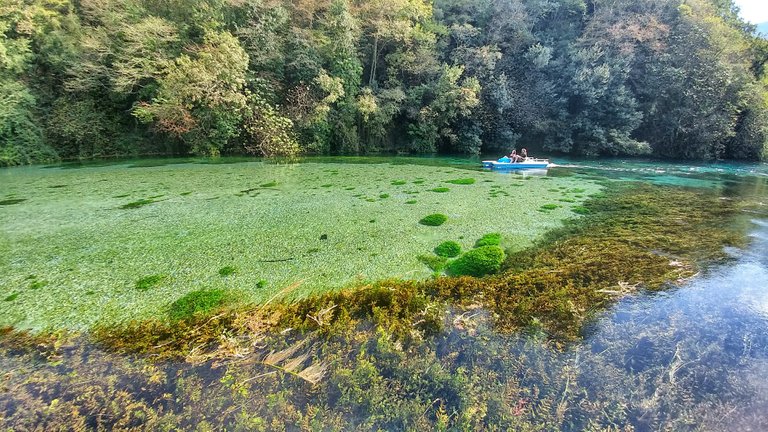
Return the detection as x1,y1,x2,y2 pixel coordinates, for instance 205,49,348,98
0,159,601,330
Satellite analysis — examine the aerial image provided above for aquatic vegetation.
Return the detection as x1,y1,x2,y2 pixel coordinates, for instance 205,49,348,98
429,187,450,193
260,181,278,187
168,289,227,322
572,206,590,215
0,198,26,206
447,246,506,277
379,193,389,199
434,241,461,258
474,233,501,247
3,293,19,301
419,213,448,226
418,254,448,272
391,180,407,185
539,203,559,210
445,178,476,185
135,274,167,291
119,198,160,209
219,266,237,277
0,159,600,329
29,280,48,289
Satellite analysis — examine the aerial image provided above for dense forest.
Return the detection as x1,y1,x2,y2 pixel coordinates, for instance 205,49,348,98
1,0,767,165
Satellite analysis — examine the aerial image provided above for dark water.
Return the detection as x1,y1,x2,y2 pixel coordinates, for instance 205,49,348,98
2,157,768,430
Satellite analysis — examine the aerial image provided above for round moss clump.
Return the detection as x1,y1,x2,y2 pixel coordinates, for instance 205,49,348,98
419,213,448,226
447,246,506,277
434,241,462,258
168,289,226,321
475,233,501,247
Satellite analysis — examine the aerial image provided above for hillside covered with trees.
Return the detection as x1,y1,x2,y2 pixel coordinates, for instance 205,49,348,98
2,0,767,165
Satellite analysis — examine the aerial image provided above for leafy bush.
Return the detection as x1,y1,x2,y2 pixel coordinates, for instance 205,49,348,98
434,241,461,258
447,246,505,277
168,289,226,321
419,214,448,226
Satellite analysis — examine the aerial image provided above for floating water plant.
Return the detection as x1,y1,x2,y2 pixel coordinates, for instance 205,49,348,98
434,241,462,258
218,266,237,277
0,198,26,206
475,233,501,247
168,289,226,321
447,245,505,277
445,178,476,185
419,214,448,226
135,274,167,291
429,187,450,193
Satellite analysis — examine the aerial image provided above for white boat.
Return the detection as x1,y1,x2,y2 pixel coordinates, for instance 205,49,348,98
482,158,552,169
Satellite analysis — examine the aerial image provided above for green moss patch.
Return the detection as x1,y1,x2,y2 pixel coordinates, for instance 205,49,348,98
429,187,450,193
168,289,226,322
260,181,278,187
119,198,160,209
419,214,448,226
4,293,19,302
445,178,476,185
0,198,26,206
434,241,462,258
391,180,407,185
447,245,506,277
135,274,167,291
405,200,417,204
572,206,591,215
379,194,390,199
540,203,559,211
29,280,48,290
417,254,448,272
475,233,501,247
218,266,237,277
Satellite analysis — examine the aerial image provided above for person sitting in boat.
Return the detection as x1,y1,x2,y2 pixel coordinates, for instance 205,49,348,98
509,149,522,163
520,148,528,161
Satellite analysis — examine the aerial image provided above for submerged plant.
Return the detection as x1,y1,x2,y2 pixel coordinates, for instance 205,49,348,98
135,274,167,291
418,254,448,272
447,246,506,277
0,198,26,206
419,214,448,226
429,187,450,193
434,241,462,258
445,178,476,185
168,289,226,321
219,266,237,277
120,198,160,209
475,233,501,247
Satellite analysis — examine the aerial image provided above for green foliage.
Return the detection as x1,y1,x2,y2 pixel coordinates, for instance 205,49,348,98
0,81,57,166
434,241,461,258
168,289,226,321
419,213,447,226
135,274,167,291
474,233,501,247
447,245,505,277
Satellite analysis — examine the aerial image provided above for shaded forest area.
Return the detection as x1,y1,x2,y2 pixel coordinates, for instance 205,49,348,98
2,0,767,166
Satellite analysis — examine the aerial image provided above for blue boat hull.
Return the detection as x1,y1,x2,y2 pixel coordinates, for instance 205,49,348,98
482,160,550,169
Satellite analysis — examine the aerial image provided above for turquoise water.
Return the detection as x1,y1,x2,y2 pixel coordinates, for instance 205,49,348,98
1,156,768,430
